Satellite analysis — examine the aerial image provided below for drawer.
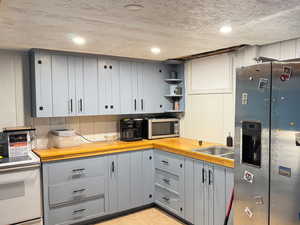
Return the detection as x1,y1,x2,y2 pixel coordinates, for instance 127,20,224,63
155,185,183,216
48,198,105,225
155,169,180,194
48,156,106,185
49,176,105,207
155,151,184,175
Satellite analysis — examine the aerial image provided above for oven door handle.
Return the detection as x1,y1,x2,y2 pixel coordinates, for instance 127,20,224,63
0,164,40,174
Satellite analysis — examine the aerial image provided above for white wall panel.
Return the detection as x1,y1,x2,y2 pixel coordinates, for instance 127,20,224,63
280,39,297,60
296,38,300,58
259,42,281,59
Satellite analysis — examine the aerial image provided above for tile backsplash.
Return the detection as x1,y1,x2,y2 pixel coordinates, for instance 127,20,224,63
32,115,120,149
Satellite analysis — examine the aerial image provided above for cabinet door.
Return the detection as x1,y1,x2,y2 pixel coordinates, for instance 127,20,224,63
119,61,134,114
213,165,226,225
117,152,131,211
107,155,118,214
142,150,154,204
184,158,194,223
141,63,157,113
157,63,172,112
194,160,205,225
31,51,53,117
68,56,82,115
225,169,234,225
83,56,98,115
51,54,70,117
130,151,144,207
98,58,120,115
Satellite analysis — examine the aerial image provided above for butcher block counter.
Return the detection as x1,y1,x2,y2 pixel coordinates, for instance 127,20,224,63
33,137,234,168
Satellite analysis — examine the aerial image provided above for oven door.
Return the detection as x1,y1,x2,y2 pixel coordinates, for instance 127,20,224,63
0,164,42,225
148,119,179,139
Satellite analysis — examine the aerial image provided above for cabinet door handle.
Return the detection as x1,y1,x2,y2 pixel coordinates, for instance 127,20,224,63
202,168,205,183
134,99,137,111
161,160,168,165
110,105,114,109
72,208,86,214
70,99,73,113
141,99,144,111
209,169,213,185
162,196,170,202
80,99,83,112
72,168,85,173
163,178,170,184
111,161,115,173
73,188,86,193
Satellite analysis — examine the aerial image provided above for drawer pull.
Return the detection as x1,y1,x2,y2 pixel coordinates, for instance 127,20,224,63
161,160,169,165
72,208,86,215
73,188,86,194
162,178,170,184
72,168,85,173
162,196,170,202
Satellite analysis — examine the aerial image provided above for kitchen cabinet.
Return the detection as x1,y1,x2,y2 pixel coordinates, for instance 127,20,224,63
51,54,70,117
154,150,185,218
42,155,109,225
98,57,120,115
194,160,230,225
31,49,183,117
108,150,154,213
143,63,170,113
30,50,53,117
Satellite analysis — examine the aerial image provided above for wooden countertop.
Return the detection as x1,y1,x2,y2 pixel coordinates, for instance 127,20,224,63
33,138,234,168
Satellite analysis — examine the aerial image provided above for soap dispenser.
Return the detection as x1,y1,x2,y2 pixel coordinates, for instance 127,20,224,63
226,132,233,147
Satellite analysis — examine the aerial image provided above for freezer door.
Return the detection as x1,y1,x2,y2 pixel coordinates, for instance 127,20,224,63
234,63,271,225
270,62,300,225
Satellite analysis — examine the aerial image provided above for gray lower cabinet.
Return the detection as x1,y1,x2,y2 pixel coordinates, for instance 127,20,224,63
107,150,154,214
193,160,234,225
42,149,233,225
154,150,185,218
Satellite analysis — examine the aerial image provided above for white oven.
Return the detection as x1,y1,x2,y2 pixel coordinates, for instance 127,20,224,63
0,152,42,225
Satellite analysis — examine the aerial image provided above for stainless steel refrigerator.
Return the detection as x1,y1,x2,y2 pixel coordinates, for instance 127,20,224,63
234,61,300,225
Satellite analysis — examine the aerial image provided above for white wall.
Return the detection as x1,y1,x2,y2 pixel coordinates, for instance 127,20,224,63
181,38,300,144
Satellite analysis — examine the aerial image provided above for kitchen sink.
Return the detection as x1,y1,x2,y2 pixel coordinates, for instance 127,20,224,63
193,146,234,158
221,153,235,159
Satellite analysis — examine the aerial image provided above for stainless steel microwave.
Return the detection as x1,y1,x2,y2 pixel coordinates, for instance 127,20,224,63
144,118,180,139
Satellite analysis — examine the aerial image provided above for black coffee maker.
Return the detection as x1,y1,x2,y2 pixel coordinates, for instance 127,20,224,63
120,118,144,142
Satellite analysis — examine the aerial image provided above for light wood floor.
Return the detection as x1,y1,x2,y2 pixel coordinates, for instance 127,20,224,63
95,208,186,225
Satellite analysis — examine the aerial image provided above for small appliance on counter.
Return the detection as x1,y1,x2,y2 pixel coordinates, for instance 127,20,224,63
143,118,180,139
120,118,144,141
50,129,81,148
0,126,36,158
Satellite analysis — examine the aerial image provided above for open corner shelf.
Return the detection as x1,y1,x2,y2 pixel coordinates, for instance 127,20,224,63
164,95,183,98
164,79,183,84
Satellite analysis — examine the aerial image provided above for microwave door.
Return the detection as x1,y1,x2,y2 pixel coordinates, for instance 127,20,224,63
149,120,179,139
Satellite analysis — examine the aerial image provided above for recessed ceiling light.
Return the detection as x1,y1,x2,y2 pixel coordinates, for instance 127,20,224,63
124,4,144,11
220,25,232,34
151,47,161,55
72,36,86,45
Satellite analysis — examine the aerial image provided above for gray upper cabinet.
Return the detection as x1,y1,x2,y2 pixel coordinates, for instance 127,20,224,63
30,50,53,117
98,57,120,115
30,49,183,117
51,55,70,117
83,56,98,115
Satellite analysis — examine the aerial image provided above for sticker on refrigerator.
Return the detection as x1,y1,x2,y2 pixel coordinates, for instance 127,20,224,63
242,93,248,105
279,166,291,177
244,207,253,218
258,78,268,89
243,170,254,183
280,66,292,81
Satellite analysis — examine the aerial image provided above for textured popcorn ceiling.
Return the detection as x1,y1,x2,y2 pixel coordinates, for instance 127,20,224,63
0,0,300,60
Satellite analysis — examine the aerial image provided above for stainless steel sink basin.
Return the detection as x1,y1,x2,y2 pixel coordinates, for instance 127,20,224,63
193,146,234,158
221,153,235,160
